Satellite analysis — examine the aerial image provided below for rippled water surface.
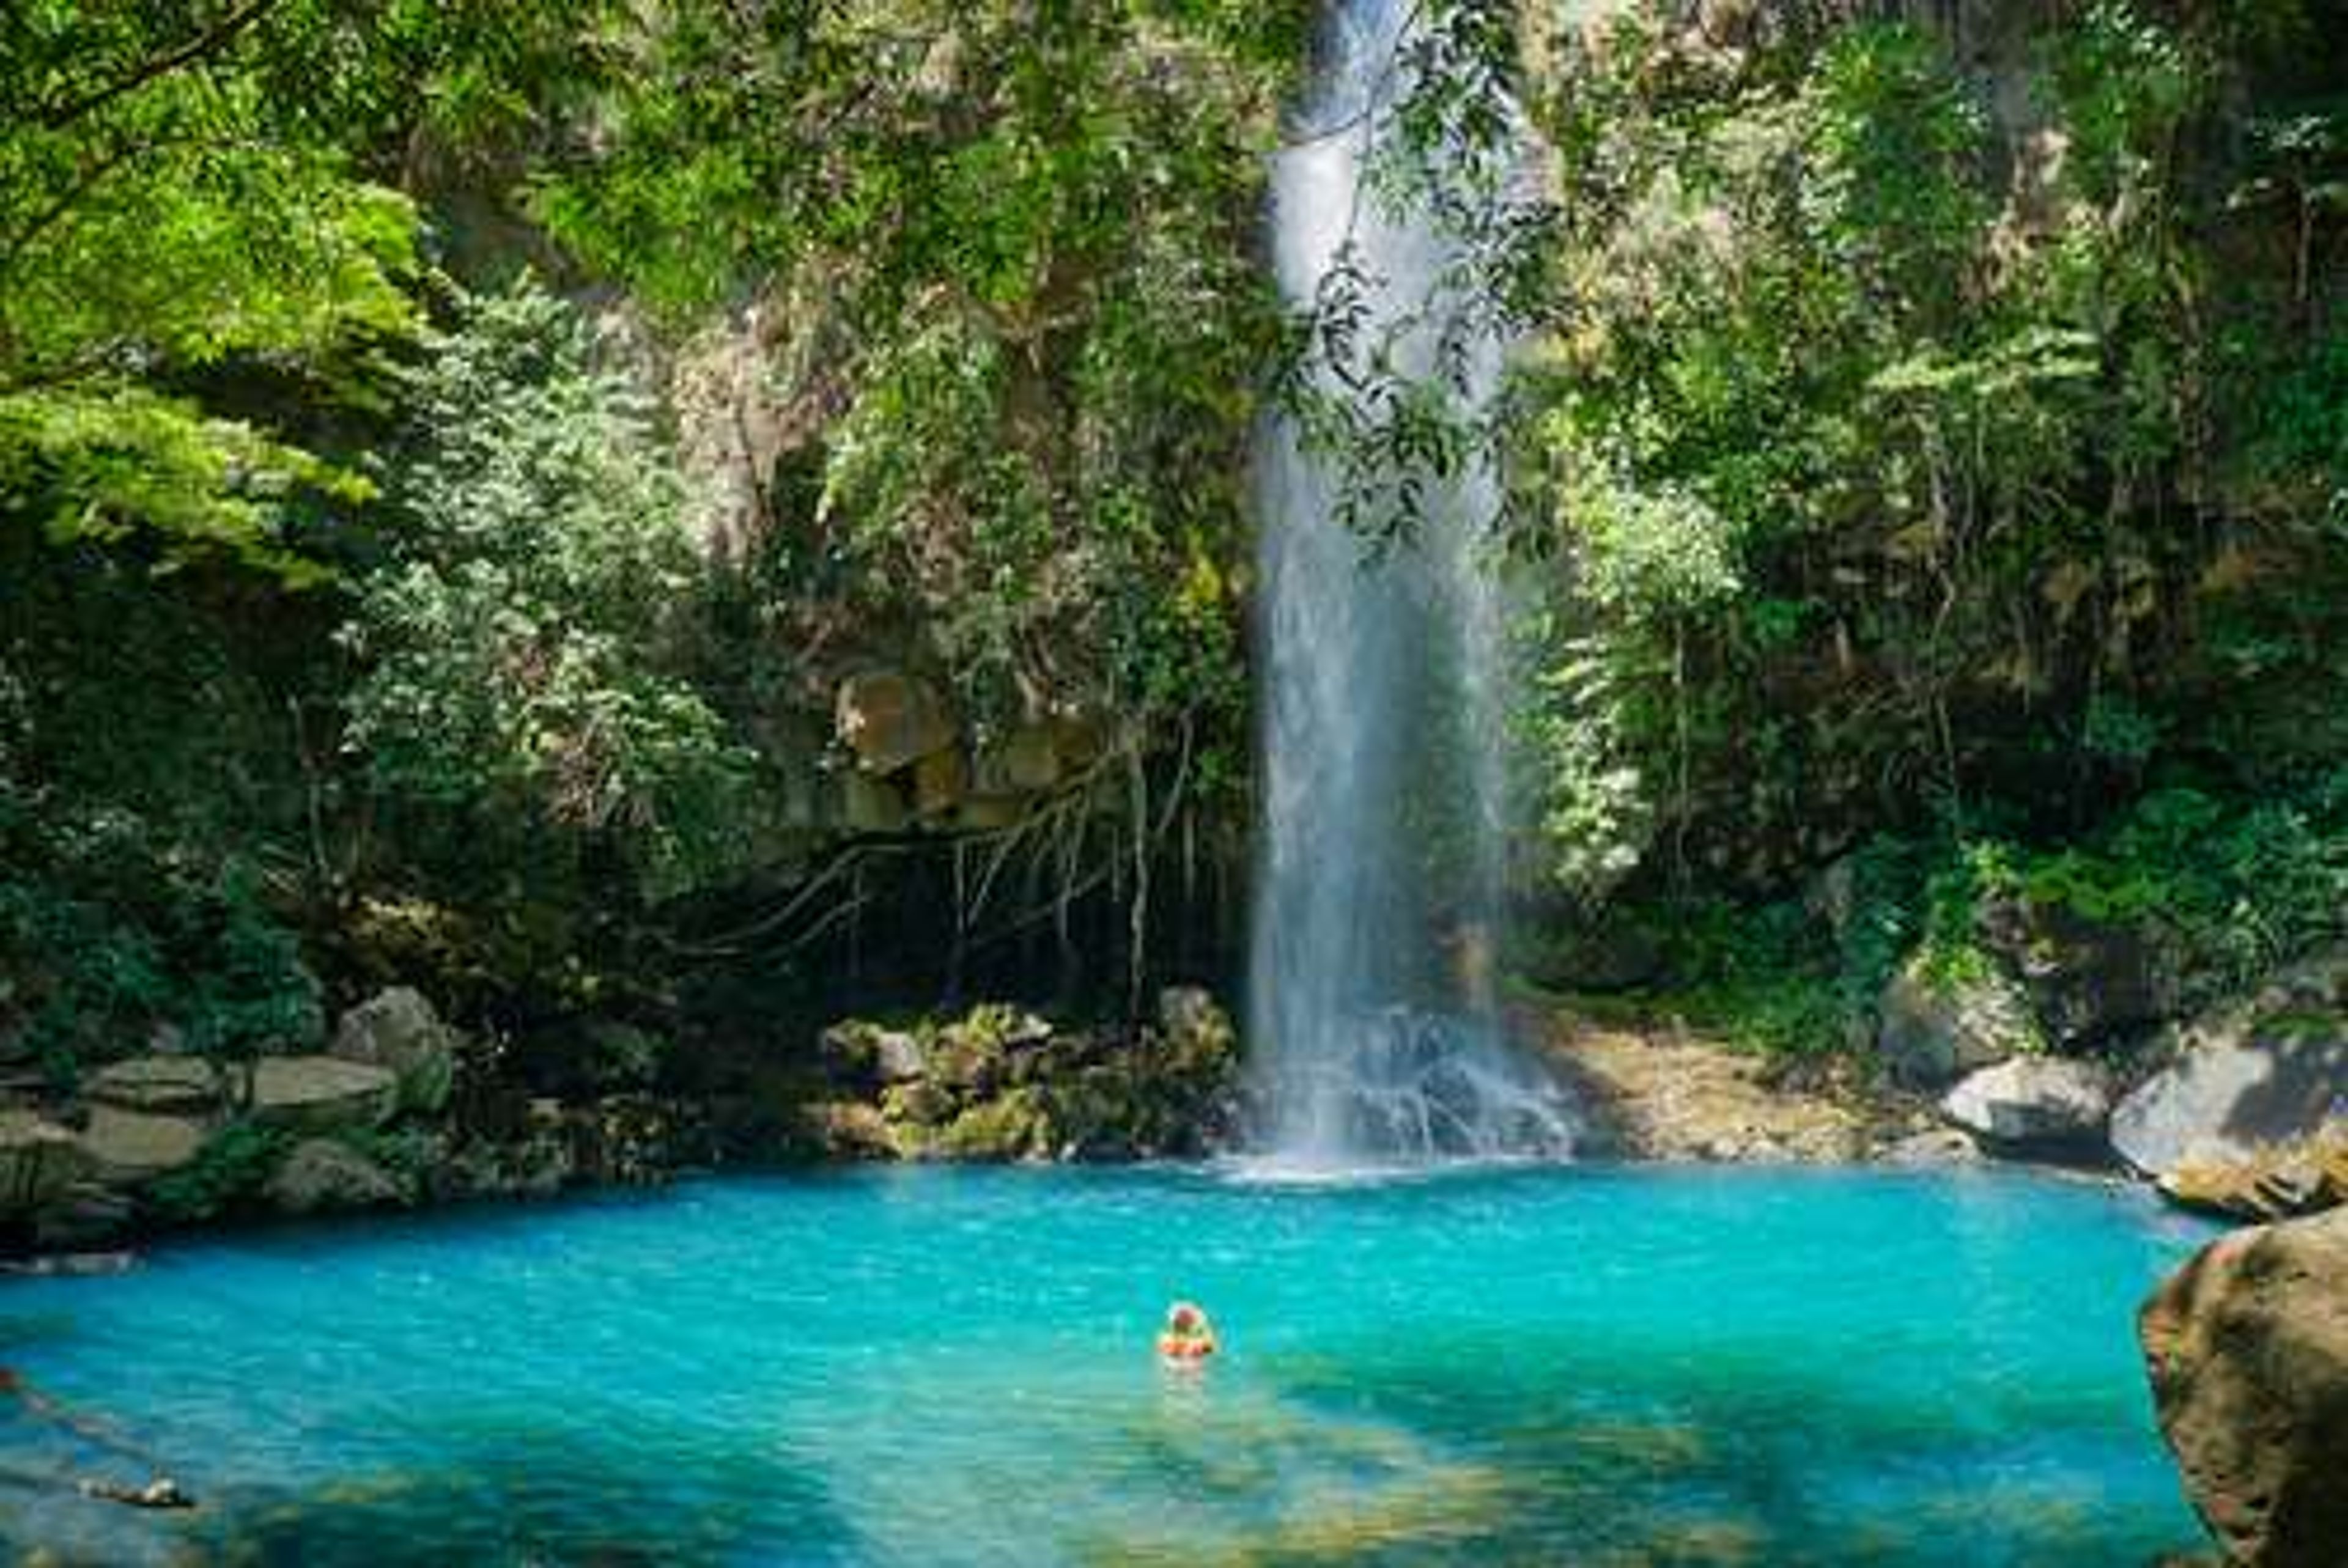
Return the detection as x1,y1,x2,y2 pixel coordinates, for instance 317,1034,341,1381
0,1166,2215,1565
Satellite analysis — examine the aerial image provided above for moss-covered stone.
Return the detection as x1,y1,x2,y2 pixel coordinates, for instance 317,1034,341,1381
823,989,1240,1165
934,1088,1053,1161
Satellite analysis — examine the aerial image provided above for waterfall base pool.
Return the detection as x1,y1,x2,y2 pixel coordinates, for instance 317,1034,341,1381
1,1166,2213,1565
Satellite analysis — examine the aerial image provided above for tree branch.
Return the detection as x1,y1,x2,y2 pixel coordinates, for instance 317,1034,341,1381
40,0,281,131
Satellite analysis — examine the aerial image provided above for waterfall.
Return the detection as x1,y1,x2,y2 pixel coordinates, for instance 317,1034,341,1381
1244,0,1576,1168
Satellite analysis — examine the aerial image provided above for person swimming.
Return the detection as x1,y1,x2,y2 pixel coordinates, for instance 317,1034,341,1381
1156,1300,1217,1362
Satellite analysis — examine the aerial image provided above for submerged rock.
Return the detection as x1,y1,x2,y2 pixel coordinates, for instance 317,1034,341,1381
2139,1206,2348,1565
1877,956,2040,1088
1938,1058,2115,1150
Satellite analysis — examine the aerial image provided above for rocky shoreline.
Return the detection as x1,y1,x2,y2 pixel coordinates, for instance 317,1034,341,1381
0,984,1250,1259
6,954,2340,1260
1537,937,2346,1216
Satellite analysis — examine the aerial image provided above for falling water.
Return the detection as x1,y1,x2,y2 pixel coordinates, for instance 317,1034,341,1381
1246,0,1576,1167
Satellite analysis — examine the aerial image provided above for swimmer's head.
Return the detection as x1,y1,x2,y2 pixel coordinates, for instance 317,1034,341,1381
1165,1300,1206,1333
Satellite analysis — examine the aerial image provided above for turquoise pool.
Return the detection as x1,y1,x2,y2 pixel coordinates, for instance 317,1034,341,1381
0,1166,2215,1564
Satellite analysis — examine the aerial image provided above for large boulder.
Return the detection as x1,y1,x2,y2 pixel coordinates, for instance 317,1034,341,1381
331,987,459,1113
1877,954,2041,1087
821,1020,928,1086
2111,1029,2346,1180
0,1111,97,1216
835,670,956,775
1981,899,2173,1047
2139,1206,2348,1565
248,1055,398,1133
82,1056,222,1116
77,1106,206,1181
265,1138,405,1216
1938,1057,2116,1150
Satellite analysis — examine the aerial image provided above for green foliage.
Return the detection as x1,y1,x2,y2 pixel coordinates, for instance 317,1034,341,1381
1513,2,2348,900
583,1021,668,1092
1556,463,1741,618
342,283,750,898
144,1124,294,1227
0,386,371,585
1600,768,2348,1061
531,1,1299,744
2009,784,2348,998
1,2,624,582
332,1125,435,1198
0,5,428,580
0,778,323,1084
1836,780,2345,1042
1592,896,1846,1058
1522,622,1653,898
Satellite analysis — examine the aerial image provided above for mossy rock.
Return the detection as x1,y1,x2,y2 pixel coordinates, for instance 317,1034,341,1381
265,1137,407,1216
82,1056,223,1116
934,1088,1053,1161
881,1078,959,1129
79,1106,207,1181
247,1055,399,1133
925,1004,1052,1094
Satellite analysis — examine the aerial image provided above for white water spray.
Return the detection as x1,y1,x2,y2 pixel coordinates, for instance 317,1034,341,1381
1246,0,1576,1168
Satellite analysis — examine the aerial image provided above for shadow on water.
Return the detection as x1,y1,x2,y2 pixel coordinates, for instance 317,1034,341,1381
1041,1294,2202,1568
1,1416,854,1568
